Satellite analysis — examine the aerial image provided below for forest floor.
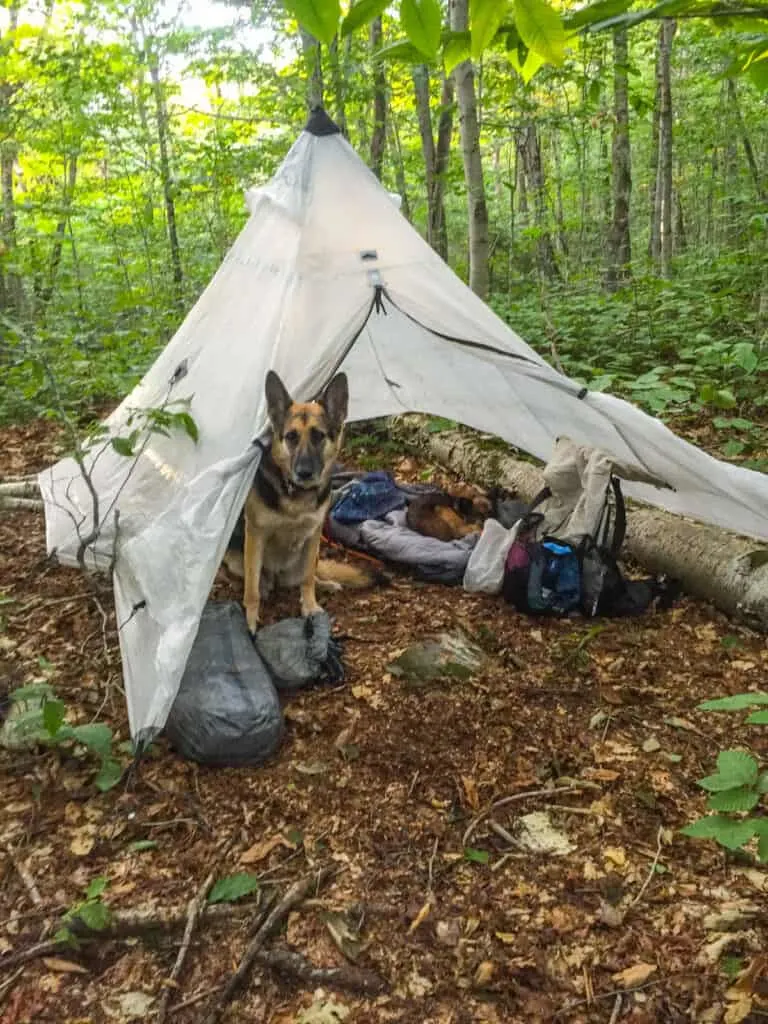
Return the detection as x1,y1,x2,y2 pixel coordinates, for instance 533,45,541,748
1,416,767,1024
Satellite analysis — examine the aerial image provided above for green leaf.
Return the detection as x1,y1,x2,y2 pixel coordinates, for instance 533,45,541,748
564,0,631,31
401,0,442,60
208,873,260,905
470,0,508,58
732,342,758,374
374,39,428,63
94,758,123,792
282,0,340,45
508,42,545,81
716,749,759,787
128,840,159,852
514,0,566,65
706,786,760,813
10,682,54,704
681,814,755,850
54,926,77,948
698,692,768,712
110,436,135,457
69,723,114,759
77,899,112,931
463,847,490,864
746,710,768,724
85,877,108,900
444,31,471,73
341,0,389,36
176,412,199,443
723,440,746,458
714,388,737,410
43,697,66,737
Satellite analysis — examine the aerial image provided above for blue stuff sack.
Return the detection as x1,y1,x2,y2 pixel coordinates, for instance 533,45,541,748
524,539,582,615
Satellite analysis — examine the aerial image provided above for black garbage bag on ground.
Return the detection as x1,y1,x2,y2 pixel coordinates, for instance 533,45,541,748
165,604,344,766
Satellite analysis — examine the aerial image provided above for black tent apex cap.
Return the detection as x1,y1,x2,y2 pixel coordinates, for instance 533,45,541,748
305,106,341,137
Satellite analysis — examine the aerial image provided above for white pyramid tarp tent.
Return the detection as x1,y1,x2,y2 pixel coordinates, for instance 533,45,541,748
39,107,768,745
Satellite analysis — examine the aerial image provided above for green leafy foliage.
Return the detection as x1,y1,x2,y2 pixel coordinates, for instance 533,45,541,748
698,693,768,711
463,847,490,864
470,0,508,58
56,877,112,946
683,698,766,861
514,0,566,65
341,0,389,37
208,872,260,904
400,0,443,60
7,683,124,792
282,0,340,45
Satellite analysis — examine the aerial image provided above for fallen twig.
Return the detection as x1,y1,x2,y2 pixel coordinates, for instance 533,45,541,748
156,869,216,1024
256,946,387,996
4,846,43,909
608,992,623,1024
462,785,591,846
630,826,664,908
169,985,224,1016
202,865,336,1024
0,902,259,973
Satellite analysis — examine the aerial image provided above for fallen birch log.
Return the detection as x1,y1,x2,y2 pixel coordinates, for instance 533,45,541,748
0,480,40,497
0,496,43,512
395,418,768,631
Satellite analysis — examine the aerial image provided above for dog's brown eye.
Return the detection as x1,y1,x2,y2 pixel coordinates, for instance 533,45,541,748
310,427,326,445
284,430,299,445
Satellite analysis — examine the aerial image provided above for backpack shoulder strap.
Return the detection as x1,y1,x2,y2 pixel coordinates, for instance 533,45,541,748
527,486,551,513
609,477,626,555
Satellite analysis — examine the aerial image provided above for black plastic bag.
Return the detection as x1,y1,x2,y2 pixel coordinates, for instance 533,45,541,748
165,604,345,766
165,602,284,767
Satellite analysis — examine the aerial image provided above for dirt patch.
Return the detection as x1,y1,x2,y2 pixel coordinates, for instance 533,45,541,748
1,422,767,1024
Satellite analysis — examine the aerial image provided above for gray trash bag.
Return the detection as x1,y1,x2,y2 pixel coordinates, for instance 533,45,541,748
165,601,284,767
254,612,345,693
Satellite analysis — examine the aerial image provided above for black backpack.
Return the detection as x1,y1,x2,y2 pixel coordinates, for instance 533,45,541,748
502,477,676,618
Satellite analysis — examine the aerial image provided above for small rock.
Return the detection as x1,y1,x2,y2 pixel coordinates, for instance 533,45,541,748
596,900,626,928
642,737,661,753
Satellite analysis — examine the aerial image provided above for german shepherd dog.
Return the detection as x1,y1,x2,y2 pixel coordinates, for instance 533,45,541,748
225,370,376,632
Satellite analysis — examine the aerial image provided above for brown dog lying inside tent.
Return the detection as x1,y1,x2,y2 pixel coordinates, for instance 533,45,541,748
224,370,379,631
406,486,492,542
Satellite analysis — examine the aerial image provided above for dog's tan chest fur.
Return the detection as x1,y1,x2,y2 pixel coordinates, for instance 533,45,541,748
245,491,327,586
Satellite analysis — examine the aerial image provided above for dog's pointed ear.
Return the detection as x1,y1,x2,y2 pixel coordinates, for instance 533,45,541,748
265,370,292,436
319,373,349,439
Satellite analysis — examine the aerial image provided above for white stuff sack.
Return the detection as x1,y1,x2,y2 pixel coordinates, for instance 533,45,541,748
463,518,521,595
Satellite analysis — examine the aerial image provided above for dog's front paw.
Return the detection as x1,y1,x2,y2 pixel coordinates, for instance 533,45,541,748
301,597,322,619
245,603,261,634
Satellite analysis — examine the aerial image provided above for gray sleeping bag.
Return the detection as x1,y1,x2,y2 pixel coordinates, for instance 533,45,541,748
360,510,479,583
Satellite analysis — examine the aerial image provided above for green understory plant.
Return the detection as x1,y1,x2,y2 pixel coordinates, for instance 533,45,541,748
4,681,123,791
681,692,768,861
55,877,112,947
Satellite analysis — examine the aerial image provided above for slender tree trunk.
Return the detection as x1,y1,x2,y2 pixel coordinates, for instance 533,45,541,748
413,66,454,259
605,26,632,290
37,153,79,309
369,17,386,180
648,35,662,263
658,18,676,278
550,129,568,260
727,78,765,202
705,148,717,246
0,2,23,317
386,103,412,221
328,37,348,137
449,0,489,299
299,27,323,110
514,130,533,276
147,54,183,301
432,74,454,261
520,124,560,281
